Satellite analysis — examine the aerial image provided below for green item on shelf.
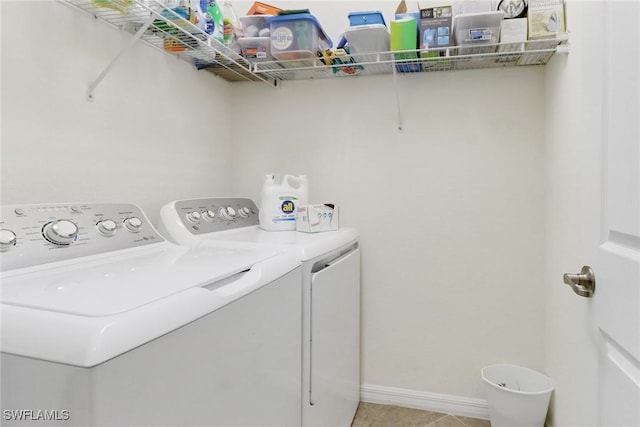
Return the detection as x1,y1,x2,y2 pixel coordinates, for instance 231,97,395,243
92,0,132,14
206,0,224,42
277,9,310,15
295,21,309,52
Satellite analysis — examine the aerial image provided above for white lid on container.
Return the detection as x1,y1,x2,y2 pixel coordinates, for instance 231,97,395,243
344,24,390,54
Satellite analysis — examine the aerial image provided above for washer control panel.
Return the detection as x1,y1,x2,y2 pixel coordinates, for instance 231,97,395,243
172,198,259,234
0,203,164,272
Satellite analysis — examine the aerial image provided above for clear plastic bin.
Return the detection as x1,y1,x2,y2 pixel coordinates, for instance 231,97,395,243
268,14,332,59
454,11,505,54
239,15,272,38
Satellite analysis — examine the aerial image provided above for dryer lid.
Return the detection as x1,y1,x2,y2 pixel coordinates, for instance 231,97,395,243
201,226,360,261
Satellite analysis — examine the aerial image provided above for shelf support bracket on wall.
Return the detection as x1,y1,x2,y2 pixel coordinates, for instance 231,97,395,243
87,15,155,101
392,63,403,131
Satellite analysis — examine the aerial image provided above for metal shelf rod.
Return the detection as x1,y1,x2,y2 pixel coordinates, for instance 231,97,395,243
392,65,402,131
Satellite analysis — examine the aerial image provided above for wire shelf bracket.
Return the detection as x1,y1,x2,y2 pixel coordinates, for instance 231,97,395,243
87,15,154,101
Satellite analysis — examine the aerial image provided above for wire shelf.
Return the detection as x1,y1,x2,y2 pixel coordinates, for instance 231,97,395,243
251,35,569,81
60,0,278,86
60,0,568,87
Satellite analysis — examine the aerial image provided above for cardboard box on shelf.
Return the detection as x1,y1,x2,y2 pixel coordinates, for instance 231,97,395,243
497,17,527,54
501,17,528,43
528,0,565,39
498,17,527,51
420,5,453,50
247,1,281,16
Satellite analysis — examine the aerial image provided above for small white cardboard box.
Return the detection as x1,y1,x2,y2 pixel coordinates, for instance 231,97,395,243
498,17,527,52
296,204,339,233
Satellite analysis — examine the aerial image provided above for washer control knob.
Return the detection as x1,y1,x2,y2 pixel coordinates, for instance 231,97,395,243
218,206,236,221
0,229,17,251
96,219,118,236
123,217,143,233
202,210,216,222
43,220,79,245
186,211,201,224
238,207,251,218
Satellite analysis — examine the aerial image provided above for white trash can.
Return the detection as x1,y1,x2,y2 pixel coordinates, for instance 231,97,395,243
482,364,553,427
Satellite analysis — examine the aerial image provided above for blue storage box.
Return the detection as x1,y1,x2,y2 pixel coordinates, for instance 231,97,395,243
348,11,386,27
268,14,332,59
338,11,387,49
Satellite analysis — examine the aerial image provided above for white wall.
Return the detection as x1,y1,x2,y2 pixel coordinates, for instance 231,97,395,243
0,1,233,224
543,2,602,425
231,66,548,400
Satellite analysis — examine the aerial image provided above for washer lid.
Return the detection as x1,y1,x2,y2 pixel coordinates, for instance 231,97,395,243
1,242,300,367
0,242,278,317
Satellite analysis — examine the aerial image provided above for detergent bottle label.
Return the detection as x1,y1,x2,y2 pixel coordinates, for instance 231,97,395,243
274,197,297,222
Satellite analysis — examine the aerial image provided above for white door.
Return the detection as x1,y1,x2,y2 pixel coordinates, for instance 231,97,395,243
593,1,640,425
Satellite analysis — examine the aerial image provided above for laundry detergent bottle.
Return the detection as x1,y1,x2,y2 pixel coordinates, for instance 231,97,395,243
259,174,308,231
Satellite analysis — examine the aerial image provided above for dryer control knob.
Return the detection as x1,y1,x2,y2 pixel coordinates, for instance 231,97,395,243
0,229,17,251
123,217,143,233
43,220,79,245
238,207,251,218
202,210,216,222
186,211,201,224
219,206,236,221
96,219,117,236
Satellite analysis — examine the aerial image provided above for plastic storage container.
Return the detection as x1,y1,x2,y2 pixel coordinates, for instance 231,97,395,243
454,11,505,54
239,15,272,38
337,10,387,50
482,364,554,427
238,37,271,61
268,14,332,60
344,24,389,53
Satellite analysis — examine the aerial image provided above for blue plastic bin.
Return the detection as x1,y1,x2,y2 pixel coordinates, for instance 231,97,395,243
348,11,386,27
268,14,332,56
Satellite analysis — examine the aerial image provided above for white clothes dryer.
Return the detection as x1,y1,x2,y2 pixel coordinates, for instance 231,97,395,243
0,202,302,427
158,197,361,427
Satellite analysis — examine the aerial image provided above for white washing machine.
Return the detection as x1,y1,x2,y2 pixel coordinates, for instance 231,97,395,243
158,197,361,427
0,202,302,427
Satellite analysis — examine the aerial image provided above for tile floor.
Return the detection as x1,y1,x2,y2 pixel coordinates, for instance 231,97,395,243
351,402,491,427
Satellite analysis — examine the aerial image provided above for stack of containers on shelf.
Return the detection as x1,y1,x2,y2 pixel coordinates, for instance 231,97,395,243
341,11,390,63
234,3,273,63
237,15,272,61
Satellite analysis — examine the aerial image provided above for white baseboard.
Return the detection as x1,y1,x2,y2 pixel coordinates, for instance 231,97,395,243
360,383,490,420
